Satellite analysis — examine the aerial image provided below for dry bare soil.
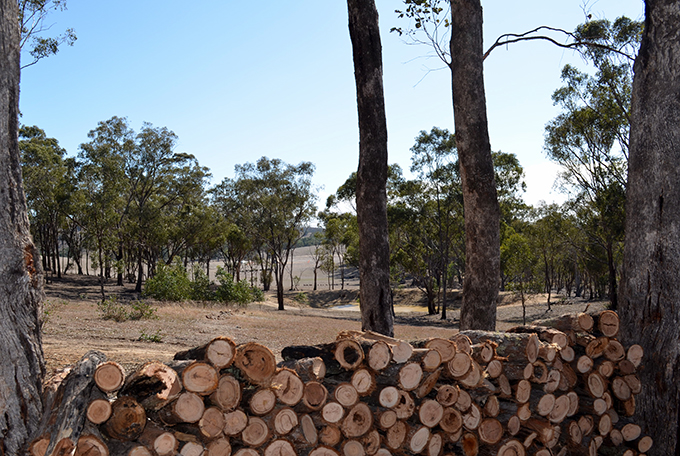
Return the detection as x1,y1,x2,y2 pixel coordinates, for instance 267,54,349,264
41,275,605,376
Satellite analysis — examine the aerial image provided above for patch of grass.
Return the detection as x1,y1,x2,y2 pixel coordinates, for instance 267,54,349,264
97,296,158,322
138,330,163,343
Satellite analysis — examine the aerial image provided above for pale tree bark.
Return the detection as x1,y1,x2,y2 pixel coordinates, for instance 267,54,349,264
449,0,500,330
0,0,46,454
619,0,680,454
347,0,394,337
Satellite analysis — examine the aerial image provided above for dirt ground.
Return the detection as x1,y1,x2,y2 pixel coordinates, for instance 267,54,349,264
41,274,606,376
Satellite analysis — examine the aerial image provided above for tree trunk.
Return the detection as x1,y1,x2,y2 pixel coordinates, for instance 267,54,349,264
347,0,394,337
0,0,46,453
449,0,500,331
619,0,680,454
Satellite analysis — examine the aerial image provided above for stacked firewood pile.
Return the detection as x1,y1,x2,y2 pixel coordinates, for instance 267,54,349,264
29,311,652,456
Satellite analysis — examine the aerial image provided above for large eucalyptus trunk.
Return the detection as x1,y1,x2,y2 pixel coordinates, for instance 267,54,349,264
0,0,46,453
619,0,680,454
347,0,394,337
449,0,500,330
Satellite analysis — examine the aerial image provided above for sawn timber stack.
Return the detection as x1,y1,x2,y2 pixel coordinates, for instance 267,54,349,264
29,310,652,456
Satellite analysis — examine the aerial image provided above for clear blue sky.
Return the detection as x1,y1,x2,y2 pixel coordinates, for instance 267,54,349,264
19,0,644,211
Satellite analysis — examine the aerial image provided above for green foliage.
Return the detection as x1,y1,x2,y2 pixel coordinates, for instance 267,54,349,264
215,267,262,306
143,261,192,302
190,266,214,301
128,301,158,320
97,296,131,322
294,292,308,304
97,296,158,322
138,330,163,343
19,0,77,69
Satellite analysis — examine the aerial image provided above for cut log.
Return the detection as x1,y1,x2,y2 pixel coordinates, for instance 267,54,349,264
408,426,430,453
180,441,205,456
415,368,441,399
122,361,182,411
586,372,607,398
183,362,219,395
105,396,147,441
496,439,525,456
596,310,619,338
393,390,416,419
206,437,231,456
351,369,375,396
174,337,237,368
637,436,653,453
223,410,248,436
460,433,478,456
249,388,277,415
342,403,373,438
129,446,153,456
458,361,482,388
399,363,423,391
335,339,365,370
309,447,341,456
537,394,555,417
210,375,242,412
456,389,472,413
439,408,462,434
483,395,500,418
378,410,397,429
603,340,626,362
154,432,179,456
515,380,531,403
234,343,277,385
199,407,226,440
279,357,327,382
419,399,444,428
447,353,472,378
477,418,503,445
159,392,205,425
548,395,570,424
320,425,342,446
335,383,359,407
322,402,345,424
362,429,380,456
435,385,459,407
379,386,399,408
427,432,442,456
265,440,296,456
343,440,365,456
87,399,112,425
301,414,319,445
367,341,392,371
461,403,482,431
576,356,594,374
303,382,329,411
75,435,109,456
242,417,270,447
486,359,503,379
94,361,126,393
585,337,609,359
424,338,456,363
621,423,641,442
626,344,643,368
385,421,408,449
273,407,298,435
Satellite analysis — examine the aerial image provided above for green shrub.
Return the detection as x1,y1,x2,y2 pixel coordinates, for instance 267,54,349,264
128,301,158,320
143,261,192,301
294,292,308,303
97,296,130,322
98,296,158,322
215,267,262,305
138,330,163,343
190,265,215,301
